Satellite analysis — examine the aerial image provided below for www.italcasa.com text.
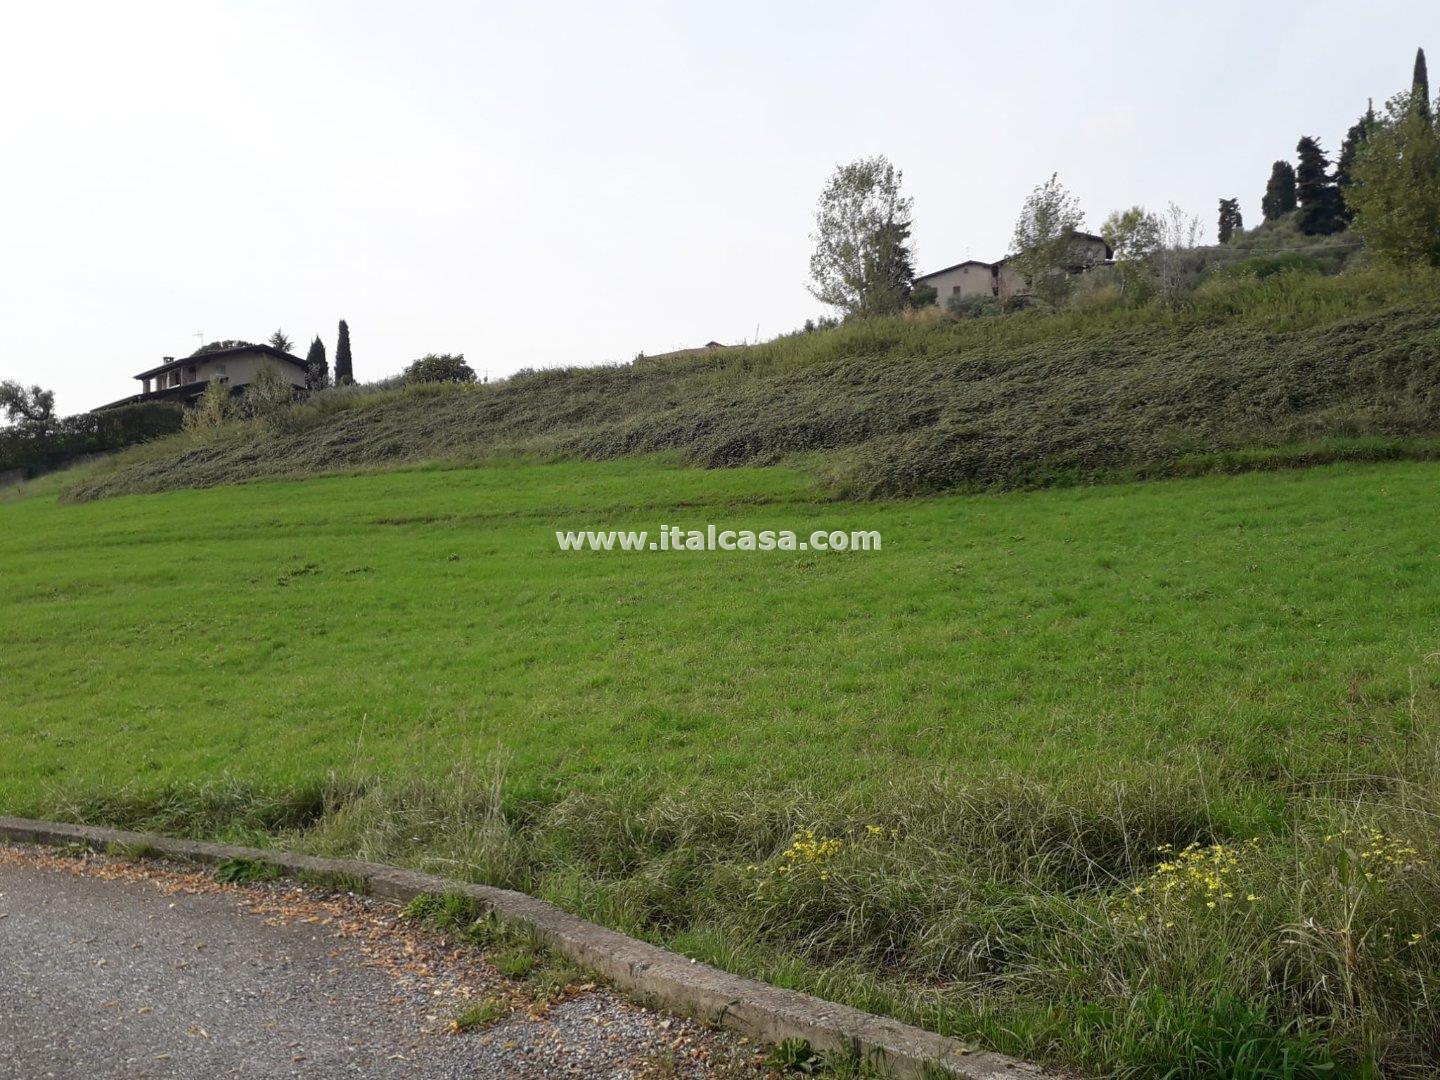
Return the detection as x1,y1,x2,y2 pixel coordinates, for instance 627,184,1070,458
555,526,882,553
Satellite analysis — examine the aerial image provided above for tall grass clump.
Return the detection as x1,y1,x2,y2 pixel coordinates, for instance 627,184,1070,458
71,689,1416,1077
139,728,1433,1075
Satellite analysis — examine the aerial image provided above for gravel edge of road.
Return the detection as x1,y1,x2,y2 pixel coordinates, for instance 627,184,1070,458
0,842,764,1078
0,816,1049,1080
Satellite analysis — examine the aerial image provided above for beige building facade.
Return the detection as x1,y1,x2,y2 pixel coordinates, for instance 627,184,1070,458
111,344,310,409
915,233,1113,306
140,351,306,394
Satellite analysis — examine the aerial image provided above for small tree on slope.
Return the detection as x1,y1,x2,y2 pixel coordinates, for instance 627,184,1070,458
1295,137,1345,235
1009,173,1092,307
304,335,329,390
1262,160,1297,221
334,320,353,385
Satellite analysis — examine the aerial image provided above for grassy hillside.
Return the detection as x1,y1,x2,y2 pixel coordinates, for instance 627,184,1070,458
6,459,1440,1075
66,268,1440,502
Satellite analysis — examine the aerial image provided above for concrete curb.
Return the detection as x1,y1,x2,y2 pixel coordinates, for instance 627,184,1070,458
0,816,1048,1079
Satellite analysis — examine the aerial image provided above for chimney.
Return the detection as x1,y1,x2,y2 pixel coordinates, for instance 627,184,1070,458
163,356,174,362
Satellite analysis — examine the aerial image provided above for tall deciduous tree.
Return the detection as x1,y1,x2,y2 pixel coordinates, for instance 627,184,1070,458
1349,85,1440,266
1009,173,1092,306
334,320,353,385
1295,137,1345,235
1100,206,1162,294
806,156,916,316
304,335,329,390
1101,206,1162,261
1261,160,1297,221
267,329,294,353
1216,198,1243,243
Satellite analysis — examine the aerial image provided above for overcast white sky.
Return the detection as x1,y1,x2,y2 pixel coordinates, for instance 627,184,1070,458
0,1,1431,413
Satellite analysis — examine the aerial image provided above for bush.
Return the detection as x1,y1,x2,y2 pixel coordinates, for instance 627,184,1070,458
908,283,938,308
238,363,297,424
945,294,1002,318
0,401,183,478
404,353,477,385
183,380,237,434
1208,252,1324,281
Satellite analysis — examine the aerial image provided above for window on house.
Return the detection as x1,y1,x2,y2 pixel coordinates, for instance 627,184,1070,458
952,285,961,295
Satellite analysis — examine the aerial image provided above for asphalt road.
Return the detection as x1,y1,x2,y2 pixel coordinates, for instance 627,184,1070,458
0,844,760,1079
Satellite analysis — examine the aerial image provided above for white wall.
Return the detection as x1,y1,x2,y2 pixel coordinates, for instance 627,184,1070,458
917,263,996,305
194,353,307,390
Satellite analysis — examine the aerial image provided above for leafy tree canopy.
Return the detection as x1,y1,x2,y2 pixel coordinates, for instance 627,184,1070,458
1102,206,1163,262
404,353,477,384
807,155,916,317
1349,86,1440,266
0,380,56,433
1009,173,1093,305
190,339,256,357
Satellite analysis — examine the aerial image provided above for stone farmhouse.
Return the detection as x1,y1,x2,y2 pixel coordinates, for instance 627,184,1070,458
915,232,1113,306
99,344,309,410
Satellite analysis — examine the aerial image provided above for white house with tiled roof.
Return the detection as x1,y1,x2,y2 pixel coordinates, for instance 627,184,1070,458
99,344,309,410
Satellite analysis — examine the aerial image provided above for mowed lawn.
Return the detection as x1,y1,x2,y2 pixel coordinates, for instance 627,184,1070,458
7,459,1440,1073
2,458,1438,818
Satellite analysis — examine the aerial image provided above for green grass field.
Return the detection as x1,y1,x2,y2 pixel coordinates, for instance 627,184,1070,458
5,459,1440,1075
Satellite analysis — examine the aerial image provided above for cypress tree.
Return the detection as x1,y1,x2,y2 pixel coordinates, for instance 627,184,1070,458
1414,47,1431,123
1337,101,1379,221
335,319,353,385
1261,160,1297,221
1337,101,1378,188
304,335,329,390
1295,137,1344,234
1217,197,1243,242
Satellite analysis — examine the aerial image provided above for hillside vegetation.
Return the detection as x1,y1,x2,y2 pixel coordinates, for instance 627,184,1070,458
5,459,1440,1074
66,268,1440,502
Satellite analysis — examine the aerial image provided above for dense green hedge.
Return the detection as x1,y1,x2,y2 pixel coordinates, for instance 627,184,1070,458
1,402,184,479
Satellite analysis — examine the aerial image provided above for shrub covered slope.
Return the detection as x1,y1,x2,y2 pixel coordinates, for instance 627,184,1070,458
67,270,1440,501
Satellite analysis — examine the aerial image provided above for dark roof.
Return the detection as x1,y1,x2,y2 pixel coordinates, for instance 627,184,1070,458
134,344,306,380
914,259,995,281
95,380,215,412
917,233,1114,281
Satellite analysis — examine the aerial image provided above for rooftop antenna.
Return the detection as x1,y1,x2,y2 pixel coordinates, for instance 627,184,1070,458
193,330,205,349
